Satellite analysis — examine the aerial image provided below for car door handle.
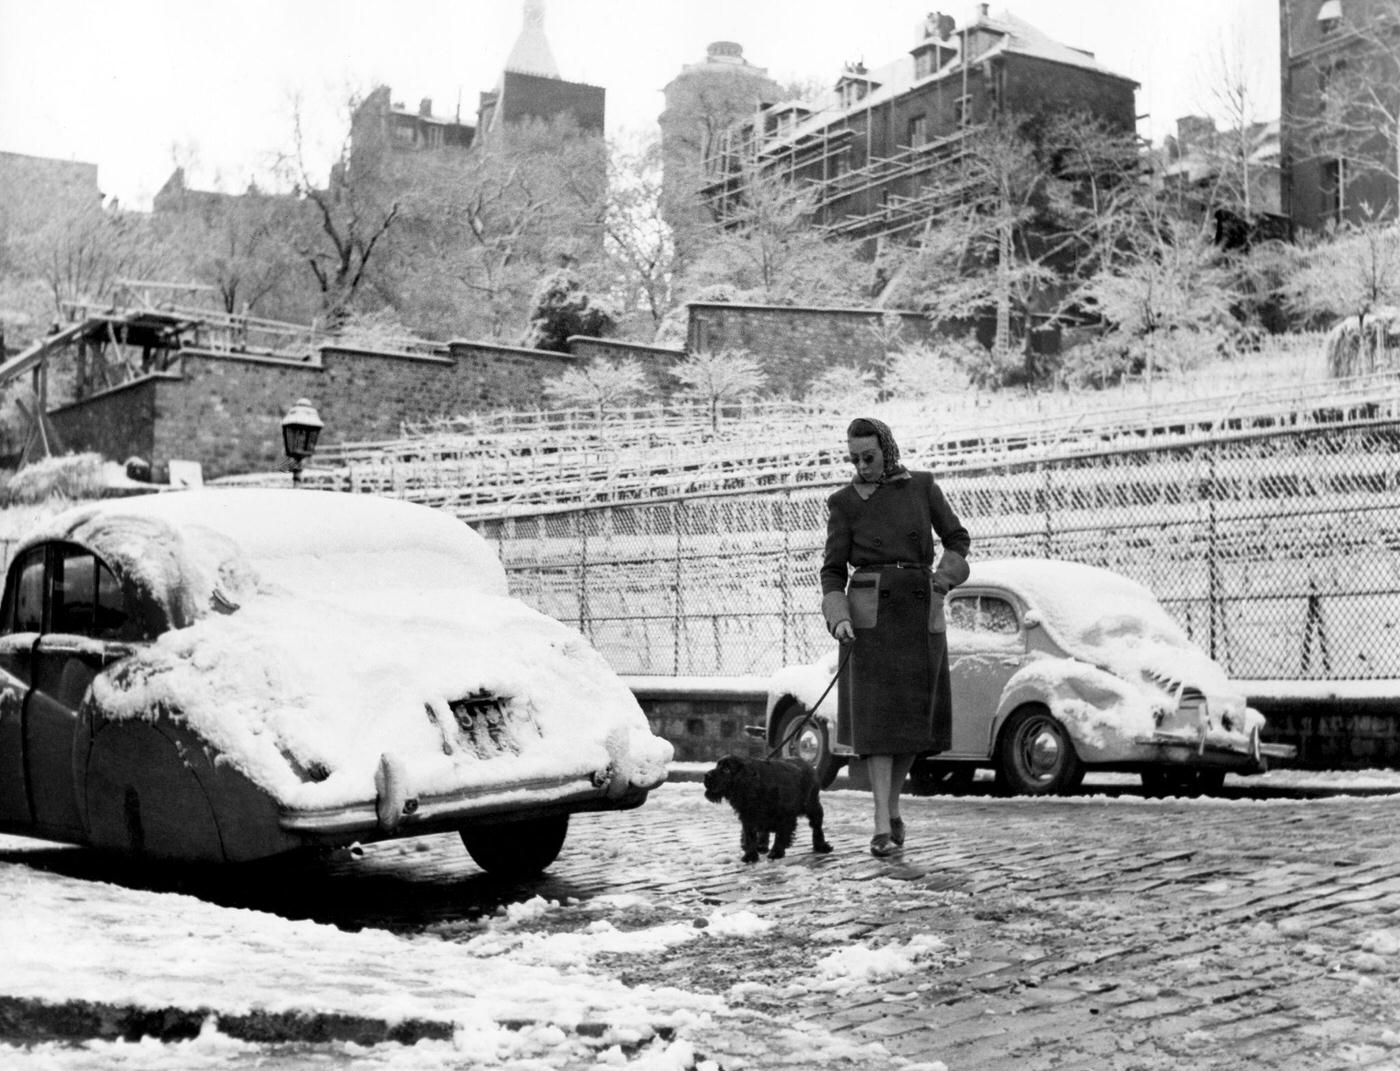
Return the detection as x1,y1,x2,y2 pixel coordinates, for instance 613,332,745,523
1001,658,1020,667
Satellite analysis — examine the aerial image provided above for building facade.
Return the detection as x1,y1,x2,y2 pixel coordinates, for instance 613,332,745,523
696,6,1138,241
1279,0,1400,230
659,41,782,227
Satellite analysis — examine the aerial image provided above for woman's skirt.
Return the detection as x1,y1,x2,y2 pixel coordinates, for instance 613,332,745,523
836,565,952,756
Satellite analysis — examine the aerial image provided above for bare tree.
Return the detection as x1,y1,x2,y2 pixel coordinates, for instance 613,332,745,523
680,162,868,305
888,116,1077,357
281,96,401,323
159,193,302,316
670,348,767,430
599,136,679,334
389,117,608,340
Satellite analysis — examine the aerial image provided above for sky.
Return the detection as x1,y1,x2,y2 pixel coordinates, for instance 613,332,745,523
0,0,1281,209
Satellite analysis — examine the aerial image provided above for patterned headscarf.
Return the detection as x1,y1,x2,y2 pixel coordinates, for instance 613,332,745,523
847,417,909,483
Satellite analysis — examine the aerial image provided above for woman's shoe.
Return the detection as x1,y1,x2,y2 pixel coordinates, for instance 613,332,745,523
890,817,906,847
870,833,897,857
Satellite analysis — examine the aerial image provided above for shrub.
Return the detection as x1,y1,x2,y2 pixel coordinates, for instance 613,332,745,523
1,452,107,505
806,364,879,411
523,270,618,353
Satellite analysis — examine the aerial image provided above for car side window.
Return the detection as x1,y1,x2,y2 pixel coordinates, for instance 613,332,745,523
947,595,976,631
947,594,1021,636
981,596,1019,634
51,545,128,639
2,548,46,634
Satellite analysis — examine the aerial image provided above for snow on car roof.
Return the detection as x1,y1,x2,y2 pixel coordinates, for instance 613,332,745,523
968,558,1228,691
24,489,508,628
23,490,669,810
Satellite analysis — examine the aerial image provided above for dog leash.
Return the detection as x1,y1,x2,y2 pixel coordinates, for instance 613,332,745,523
766,644,852,760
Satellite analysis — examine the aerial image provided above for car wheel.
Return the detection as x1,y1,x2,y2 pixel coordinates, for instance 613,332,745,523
909,761,976,796
773,704,841,789
995,706,1083,796
460,814,569,879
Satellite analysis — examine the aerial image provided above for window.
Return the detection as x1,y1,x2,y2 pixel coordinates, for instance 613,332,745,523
907,115,927,148
981,597,1018,634
1323,157,1345,224
947,594,1020,635
948,595,977,631
50,546,127,638
955,95,972,128
2,548,45,633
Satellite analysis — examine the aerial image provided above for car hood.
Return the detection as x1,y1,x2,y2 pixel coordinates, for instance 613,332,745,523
92,584,672,811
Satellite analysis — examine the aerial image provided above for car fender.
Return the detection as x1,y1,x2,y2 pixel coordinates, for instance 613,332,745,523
992,659,1157,765
82,705,299,863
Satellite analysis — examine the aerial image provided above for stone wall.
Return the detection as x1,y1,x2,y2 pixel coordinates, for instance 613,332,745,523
685,302,934,395
566,336,686,392
46,340,581,480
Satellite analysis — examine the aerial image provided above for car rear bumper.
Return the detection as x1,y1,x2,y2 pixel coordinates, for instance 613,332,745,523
279,763,662,843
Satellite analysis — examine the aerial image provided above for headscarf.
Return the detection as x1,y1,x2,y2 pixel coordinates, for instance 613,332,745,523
847,416,909,484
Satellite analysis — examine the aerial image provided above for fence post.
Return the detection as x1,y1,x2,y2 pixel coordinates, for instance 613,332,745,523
673,498,684,675
1302,577,1331,675
1038,461,1053,557
781,489,792,665
578,512,590,638
1206,440,1224,664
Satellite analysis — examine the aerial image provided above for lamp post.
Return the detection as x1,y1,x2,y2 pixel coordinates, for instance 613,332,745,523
281,398,323,486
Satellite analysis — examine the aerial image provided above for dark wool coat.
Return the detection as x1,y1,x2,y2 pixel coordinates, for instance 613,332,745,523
819,471,971,755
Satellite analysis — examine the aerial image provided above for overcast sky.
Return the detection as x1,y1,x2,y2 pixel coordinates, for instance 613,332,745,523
0,0,1280,209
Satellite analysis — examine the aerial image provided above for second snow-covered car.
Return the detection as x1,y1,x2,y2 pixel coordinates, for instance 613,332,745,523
764,558,1294,796
0,489,673,875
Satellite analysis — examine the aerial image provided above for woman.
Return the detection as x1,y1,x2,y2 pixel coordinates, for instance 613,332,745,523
820,417,971,857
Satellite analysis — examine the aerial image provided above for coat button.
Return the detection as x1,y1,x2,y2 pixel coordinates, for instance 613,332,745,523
873,537,882,546
907,530,918,538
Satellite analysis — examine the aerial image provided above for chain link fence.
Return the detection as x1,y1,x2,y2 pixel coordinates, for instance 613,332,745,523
475,418,1400,680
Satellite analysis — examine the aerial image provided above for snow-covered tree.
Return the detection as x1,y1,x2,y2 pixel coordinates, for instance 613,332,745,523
670,348,767,430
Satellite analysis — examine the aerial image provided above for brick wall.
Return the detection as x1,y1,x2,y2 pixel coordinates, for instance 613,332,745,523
47,340,581,480
685,303,935,394
566,336,686,392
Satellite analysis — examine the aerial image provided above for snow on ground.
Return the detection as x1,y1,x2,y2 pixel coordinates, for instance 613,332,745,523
0,835,887,1070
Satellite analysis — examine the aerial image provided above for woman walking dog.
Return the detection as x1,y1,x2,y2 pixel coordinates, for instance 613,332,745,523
820,417,971,857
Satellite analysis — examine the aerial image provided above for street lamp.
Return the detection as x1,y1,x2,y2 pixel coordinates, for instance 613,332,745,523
281,398,323,486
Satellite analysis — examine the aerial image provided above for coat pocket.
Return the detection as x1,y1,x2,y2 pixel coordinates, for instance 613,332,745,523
928,593,947,634
847,575,880,629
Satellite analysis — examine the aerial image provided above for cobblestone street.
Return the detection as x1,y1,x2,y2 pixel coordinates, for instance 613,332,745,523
461,781,1400,1070
5,779,1400,1069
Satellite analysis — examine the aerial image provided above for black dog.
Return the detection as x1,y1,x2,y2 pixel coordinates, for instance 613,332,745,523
703,755,833,863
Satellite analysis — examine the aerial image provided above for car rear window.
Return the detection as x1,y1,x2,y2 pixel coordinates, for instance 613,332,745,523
52,546,128,638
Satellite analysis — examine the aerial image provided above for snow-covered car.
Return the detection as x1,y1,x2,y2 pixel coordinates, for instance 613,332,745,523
764,559,1295,796
0,489,672,874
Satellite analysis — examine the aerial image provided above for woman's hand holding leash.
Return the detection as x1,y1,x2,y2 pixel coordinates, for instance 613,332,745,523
833,620,855,643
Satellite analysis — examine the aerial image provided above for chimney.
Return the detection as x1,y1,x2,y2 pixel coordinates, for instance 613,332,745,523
419,97,433,117
979,2,990,16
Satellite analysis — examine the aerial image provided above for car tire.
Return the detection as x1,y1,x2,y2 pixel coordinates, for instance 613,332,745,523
995,705,1083,796
460,814,569,879
909,761,976,796
773,703,842,789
